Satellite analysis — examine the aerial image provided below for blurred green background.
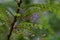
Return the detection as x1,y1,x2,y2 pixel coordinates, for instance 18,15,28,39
0,0,60,40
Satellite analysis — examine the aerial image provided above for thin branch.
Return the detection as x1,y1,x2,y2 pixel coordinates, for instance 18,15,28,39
7,0,22,40
6,9,14,17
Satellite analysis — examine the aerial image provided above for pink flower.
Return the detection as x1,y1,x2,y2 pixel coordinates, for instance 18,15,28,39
30,13,39,22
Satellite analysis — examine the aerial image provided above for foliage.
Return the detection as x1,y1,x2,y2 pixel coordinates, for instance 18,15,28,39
0,0,60,40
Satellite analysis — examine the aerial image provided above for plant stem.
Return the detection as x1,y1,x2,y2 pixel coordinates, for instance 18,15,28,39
7,0,22,40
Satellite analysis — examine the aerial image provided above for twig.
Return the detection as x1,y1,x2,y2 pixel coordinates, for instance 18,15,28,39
7,0,22,40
